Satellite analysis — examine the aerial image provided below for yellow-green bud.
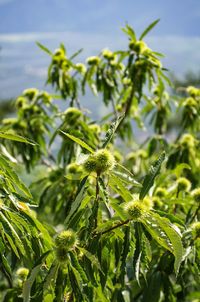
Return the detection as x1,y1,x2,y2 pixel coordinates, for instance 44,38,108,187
67,163,82,174
176,177,191,192
191,188,200,202
136,149,148,159
16,96,27,108
155,187,167,198
124,201,148,220
122,77,131,86
16,268,29,280
129,40,148,54
143,197,153,209
186,86,200,97
126,152,137,161
113,150,123,163
61,60,71,71
102,48,115,60
191,222,200,239
75,63,86,74
183,97,197,107
54,48,65,57
86,56,100,66
64,107,82,120
23,88,38,100
180,133,195,149
89,124,101,135
152,196,163,207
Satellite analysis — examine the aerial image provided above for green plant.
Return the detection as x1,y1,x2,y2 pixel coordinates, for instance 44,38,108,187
0,21,199,301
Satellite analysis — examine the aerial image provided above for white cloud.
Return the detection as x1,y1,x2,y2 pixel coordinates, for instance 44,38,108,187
0,31,200,95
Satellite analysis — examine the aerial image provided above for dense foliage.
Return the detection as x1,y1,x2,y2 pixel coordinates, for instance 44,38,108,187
0,21,199,301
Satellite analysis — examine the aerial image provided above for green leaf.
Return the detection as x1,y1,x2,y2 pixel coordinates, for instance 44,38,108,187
109,173,133,202
77,247,102,272
102,114,124,148
0,155,32,198
65,176,88,225
112,170,142,187
60,131,94,153
139,19,160,40
36,42,53,56
121,24,137,41
0,131,36,145
141,212,183,275
140,151,165,200
69,48,83,60
23,251,51,302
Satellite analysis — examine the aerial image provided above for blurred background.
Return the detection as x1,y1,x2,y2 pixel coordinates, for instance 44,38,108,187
0,0,200,111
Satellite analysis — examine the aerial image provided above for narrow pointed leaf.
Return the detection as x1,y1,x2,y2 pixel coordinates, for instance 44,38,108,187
0,131,36,145
60,131,94,153
139,19,160,40
140,151,165,200
102,114,124,148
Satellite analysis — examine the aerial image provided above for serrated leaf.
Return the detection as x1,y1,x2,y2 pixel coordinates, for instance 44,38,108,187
141,212,183,275
65,176,88,225
23,251,51,302
112,170,142,187
140,151,165,200
102,114,124,148
77,247,102,272
60,131,94,153
109,174,133,202
0,155,32,198
0,132,36,145
139,19,160,40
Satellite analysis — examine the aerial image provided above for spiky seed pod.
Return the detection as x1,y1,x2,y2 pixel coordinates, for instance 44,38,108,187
124,201,148,220
176,177,191,192
95,149,115,173
83,149,115,174
155,187,167,198
55,230,77,249
83,156,97,173
191,222,200,239
16,268,29,280
86,56,100,66
191,188,200,203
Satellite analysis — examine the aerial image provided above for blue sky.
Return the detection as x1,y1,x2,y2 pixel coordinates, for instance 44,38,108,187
0,0,200,100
